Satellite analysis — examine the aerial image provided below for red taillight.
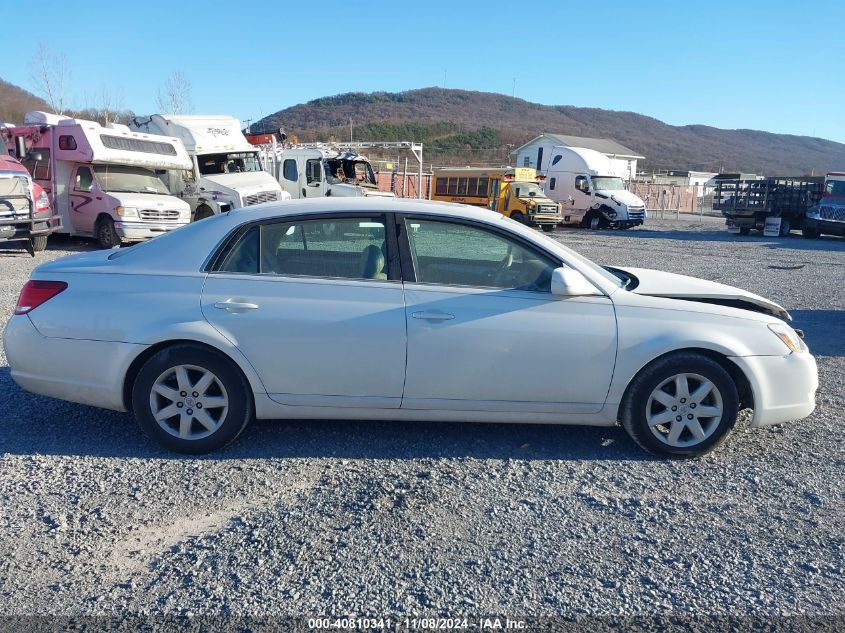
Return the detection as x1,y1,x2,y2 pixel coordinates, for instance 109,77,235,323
14,280,67,315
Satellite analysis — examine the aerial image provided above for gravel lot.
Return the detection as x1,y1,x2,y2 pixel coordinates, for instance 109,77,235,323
0,216,843,624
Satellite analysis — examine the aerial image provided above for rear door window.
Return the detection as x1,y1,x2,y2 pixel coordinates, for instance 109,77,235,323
215,217,390,281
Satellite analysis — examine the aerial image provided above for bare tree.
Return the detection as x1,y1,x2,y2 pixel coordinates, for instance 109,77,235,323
156,71,193,114
29,43,71,114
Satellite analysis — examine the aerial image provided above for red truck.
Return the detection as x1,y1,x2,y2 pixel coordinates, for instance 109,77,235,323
0,132,61,255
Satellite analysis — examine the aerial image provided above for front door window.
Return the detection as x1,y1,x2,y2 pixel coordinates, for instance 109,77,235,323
403,218,556,292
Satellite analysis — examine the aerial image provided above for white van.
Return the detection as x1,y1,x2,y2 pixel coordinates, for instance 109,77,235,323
274,146,395,199
544,146,646,229
8,112,192,248
129,115,287,220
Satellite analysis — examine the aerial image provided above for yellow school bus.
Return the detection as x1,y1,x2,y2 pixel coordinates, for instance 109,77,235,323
431,167,561,231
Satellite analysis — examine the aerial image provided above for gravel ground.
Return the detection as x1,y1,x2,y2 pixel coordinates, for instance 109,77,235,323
0,217,843,624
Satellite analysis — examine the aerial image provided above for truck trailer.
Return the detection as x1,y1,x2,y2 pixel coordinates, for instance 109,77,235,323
714,176,824,236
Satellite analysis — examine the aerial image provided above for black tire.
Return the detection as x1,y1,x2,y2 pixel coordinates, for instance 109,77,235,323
510,211,525,224
96,217,121,249
620,352,739,458
30,235,48,253
131,344,254,454
739,227,751,236
541,224,555,233
802,226,821,239
194,205,215,222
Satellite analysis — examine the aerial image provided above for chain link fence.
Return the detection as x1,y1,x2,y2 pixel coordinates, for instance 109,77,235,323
628,182,722,218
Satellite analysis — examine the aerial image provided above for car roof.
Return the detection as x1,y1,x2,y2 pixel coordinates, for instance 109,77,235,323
225,196,503,223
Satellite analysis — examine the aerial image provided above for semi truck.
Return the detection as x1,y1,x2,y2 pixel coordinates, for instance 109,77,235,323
5,112,191,248
0,130,60,255
803,172,845,238
431,167,561,231
129,115,287,220
542,146,646,229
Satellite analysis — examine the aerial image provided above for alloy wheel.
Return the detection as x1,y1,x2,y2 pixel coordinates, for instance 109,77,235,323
645,373,724,448
149,364,229,440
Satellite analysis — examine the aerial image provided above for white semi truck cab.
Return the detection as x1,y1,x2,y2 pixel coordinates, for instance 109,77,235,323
543,146,646,229
274,146,395,199
129,115,287,220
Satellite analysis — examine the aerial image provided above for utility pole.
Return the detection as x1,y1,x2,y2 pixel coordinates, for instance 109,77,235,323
512,78,516,98
349,118,353,143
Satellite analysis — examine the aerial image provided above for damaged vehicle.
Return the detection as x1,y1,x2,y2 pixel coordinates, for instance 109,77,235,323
3,199,816,457
276,147,395,198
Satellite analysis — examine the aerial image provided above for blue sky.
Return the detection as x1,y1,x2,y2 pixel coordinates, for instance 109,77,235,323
4,0,844,142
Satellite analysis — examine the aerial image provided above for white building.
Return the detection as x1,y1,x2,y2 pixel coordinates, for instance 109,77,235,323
512,133,644,181
636,170,718,187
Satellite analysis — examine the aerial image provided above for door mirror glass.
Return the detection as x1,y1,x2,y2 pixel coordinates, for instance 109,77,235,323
575,176,590,193
550,267,599,297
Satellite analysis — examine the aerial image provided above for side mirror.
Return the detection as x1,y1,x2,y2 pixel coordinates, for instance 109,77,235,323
550,267,599,297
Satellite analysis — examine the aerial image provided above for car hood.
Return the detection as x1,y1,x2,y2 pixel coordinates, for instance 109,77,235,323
597,189,645,208
103,191,189,211
202,172,280,195
620,266,790,320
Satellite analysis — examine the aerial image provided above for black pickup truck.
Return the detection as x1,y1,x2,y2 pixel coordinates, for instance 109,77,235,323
714,176,824,236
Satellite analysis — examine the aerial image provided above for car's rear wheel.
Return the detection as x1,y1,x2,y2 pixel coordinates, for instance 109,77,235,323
132,344,253,454
510,211,525,224
620,353,739,458
541,224,555,233
739,227,751,236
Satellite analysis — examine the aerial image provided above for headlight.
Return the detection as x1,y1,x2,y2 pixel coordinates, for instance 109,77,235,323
768,322,807,354
179,208,191,220
806,207,820,219
115,206,139,220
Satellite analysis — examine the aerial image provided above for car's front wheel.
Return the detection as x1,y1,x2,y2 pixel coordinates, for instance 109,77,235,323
620,352,739,458
132,344,253,454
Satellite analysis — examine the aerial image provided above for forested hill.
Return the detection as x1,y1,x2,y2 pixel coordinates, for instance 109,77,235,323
257,88,845,174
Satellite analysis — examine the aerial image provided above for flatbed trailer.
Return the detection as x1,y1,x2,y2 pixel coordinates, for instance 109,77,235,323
714,176,824,236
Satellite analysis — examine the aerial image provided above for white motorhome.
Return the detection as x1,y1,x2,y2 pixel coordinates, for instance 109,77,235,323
129,115,287,220
274,146,394,199
544,146,646,229
7,112,192,248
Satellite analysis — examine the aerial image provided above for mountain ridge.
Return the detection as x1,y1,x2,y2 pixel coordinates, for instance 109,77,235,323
257,87,844,175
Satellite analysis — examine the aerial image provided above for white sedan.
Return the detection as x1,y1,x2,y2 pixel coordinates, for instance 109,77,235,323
3,199,817,457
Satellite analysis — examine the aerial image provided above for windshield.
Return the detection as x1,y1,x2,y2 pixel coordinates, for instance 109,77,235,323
198,152,263,175
92,165,170,194
591,176,626,191
511,182,545,198
825,178,845,196
324,159,376,186
524,222,624,289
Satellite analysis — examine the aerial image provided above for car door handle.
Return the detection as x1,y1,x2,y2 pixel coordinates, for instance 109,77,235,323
213,300,259,312
411,310,455,321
